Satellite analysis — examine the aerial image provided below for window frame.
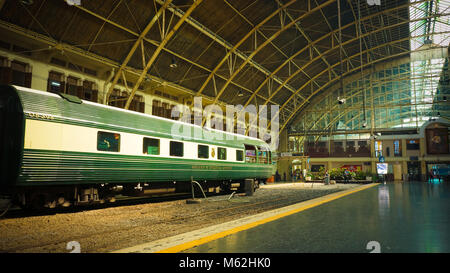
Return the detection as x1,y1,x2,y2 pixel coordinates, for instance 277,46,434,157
218,147,227,160
198,144,209,159
97,131,121,152
236,150,244,162
244,144,257,163
170,141,184,157
143,137,160,155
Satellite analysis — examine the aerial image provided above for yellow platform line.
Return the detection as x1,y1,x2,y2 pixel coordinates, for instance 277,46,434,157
156,183,379,253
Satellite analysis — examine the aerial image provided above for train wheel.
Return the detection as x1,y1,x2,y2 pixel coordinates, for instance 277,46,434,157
29,193,46,210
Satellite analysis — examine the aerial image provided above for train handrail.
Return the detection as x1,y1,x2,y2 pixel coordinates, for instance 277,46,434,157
190,178,208,201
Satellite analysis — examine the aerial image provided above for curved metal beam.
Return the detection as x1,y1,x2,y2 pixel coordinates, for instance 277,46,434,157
160,0,300,99
304,62,414,131
270,39,444,134
87,0,124,52
192,0,297,101
124,0,203,109
241,0,430,110
75,1,277,106
275,35,450,133
310,94,431,140
205,0,335,110
314,104,448,142
105,0,173,104
255,11,446,120
224,0,328,98
248,18,448,135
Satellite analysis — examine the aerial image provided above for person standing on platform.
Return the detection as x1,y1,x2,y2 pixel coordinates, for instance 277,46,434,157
344,169,350,183
325,170,330,185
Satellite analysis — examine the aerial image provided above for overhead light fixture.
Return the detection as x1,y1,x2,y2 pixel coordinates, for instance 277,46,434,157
65,0,81,5
20,0,34,5
443,96,447,102
169,57,178,68
437,112,441,117
238,90,243,97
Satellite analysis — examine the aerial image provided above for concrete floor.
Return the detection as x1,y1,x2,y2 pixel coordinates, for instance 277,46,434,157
183,182,450,253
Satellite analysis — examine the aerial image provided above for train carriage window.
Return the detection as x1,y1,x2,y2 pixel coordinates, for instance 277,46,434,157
198,144,209,159
257,146,268,164
218,147,227,160
236,150,244,162
143,137,159,155
244,144,257,163
170,141,183,157
97,131,120,152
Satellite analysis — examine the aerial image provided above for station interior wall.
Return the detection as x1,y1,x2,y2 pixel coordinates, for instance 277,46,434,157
277,124,450,182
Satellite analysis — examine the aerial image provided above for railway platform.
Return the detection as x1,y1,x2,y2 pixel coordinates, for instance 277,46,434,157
114,181,450,253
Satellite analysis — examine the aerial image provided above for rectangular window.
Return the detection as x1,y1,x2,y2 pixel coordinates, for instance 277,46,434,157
66,76,79,97
375,140,382,158
143,137,159,155
48,71,64,93
245,144,257,163
198,144,209,159
11,61,29,87
407,139,420,150
236,150,244,161
393,140,401,156
257,147,268,164
97,131,120,152
170,141,183,157
218,147,227,160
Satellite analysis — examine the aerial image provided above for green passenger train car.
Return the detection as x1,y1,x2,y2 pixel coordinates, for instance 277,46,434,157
0,85,275,208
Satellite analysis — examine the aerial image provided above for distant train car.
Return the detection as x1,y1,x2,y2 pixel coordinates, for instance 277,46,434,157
0,85,275,209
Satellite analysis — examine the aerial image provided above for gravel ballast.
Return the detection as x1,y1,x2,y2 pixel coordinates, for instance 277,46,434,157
0,182,359,253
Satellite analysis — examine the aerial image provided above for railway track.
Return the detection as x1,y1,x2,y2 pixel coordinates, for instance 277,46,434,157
0,193,194,219
0,186,346,253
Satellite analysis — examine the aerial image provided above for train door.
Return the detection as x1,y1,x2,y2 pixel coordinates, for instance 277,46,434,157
0,86,24,190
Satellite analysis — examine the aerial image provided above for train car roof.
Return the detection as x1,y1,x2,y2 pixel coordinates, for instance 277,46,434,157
11,85,271,150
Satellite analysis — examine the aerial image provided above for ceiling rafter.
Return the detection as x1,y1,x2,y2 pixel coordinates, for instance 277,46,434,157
123,0,203,109
104,0,173,105
203,0,335,111
276,33,450,132
224,0,325,96
240,0,429,113
71,1,281,107
87,0,124,52
250,12,449,131
74,1,280,106
192,0,298,101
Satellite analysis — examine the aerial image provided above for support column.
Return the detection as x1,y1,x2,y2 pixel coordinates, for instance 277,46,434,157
419,138,426,181
370,139,376,174
401,139,408,181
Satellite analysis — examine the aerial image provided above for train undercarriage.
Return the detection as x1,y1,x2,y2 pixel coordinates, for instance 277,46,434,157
2,179,260,210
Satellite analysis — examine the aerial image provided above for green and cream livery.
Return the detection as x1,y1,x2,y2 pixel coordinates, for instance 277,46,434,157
0,85,275,208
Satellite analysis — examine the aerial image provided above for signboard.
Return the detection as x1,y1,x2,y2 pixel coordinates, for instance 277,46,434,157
378,155,385,163
376,163,388,175
341,165,362,172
